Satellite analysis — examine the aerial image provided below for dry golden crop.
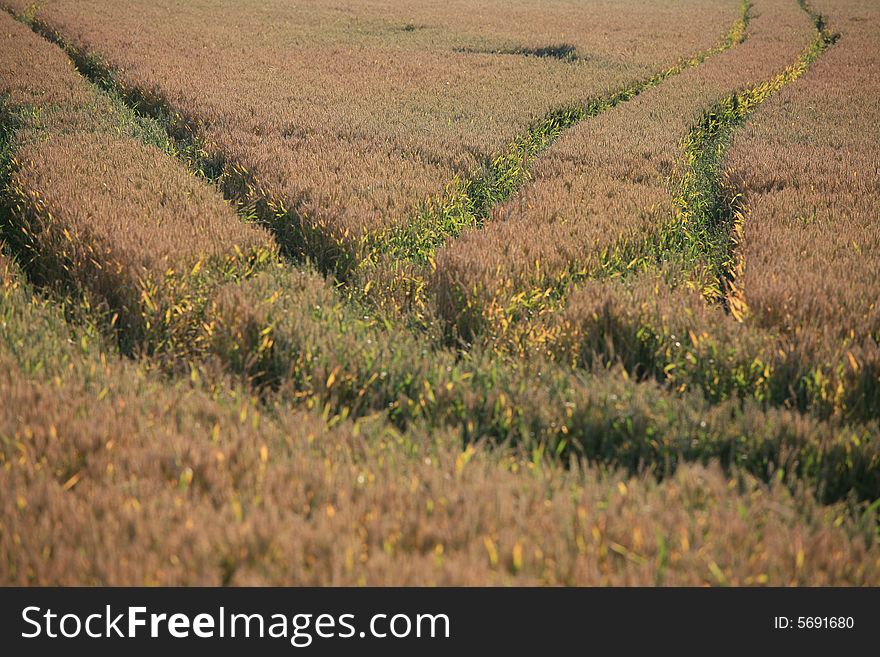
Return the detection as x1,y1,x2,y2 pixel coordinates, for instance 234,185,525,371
1,0,879,587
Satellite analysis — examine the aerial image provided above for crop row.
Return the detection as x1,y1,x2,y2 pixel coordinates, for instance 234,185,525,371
725,0,880,417
0,11,275,359
555,0,879,423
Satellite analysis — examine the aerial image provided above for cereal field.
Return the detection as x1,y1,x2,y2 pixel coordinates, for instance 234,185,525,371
1,0,878,585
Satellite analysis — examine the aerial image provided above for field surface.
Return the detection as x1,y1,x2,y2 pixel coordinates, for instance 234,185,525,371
1,0,879,585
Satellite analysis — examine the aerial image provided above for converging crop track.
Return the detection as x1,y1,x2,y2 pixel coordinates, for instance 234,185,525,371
463,1,879,429
432,0,818,342
2,0,747,283
369,1,750,267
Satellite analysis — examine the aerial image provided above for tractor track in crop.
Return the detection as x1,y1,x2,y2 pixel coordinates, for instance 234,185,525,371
3,1,750,283
486,0,838,344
